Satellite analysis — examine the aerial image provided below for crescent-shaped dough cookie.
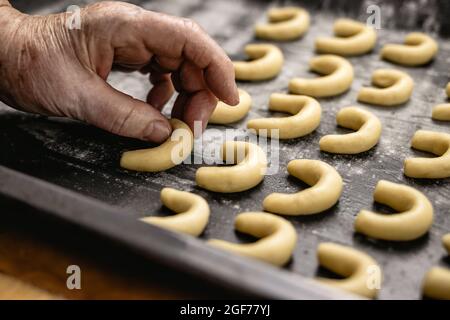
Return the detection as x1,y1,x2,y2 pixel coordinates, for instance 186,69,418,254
120,119,193,172
246,94,321,139
444,234,450,254
422,267,450,300
316,242,382,299
255,7,310,41
141,188,210,237
210,89,252,124
404,130,450,179
319,107,382,154
381,32,438,66
233,44,284,81
357,69,414,106
208,212,297,266
263,159,343,215
315,19,377,56
355,180,433,241
432,104,450,121
196,141,267,193
432,83,450,121
289,55,354,98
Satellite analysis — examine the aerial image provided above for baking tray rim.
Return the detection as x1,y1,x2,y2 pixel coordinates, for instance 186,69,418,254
0,164,359,300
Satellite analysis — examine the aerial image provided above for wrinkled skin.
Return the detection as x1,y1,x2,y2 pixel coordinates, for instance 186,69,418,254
0,1,238,143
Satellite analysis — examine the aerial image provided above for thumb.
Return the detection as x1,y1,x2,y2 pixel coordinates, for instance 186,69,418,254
78,77,172,143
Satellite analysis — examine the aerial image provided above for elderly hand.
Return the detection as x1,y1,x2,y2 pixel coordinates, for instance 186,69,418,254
0,1,238,143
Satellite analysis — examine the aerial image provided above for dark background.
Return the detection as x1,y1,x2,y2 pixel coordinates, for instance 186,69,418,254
10,0,450,36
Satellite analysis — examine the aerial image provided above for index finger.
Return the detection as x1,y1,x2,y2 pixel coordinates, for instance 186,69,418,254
139,11,239,105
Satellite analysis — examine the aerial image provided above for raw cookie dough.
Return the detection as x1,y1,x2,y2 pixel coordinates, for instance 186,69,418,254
263,159,343,215
316,242,382,299
246,94,321,139
196,141,267,193
120,119,193,172
432,80,450,121
208,212,297,266
141,188,210,237
432,104,450,121
255,7,310,41
422,267,450,300
404,130,450,179
210,89,252,124
233,44,284,81
289,55,354,98
319,106,382,154
381,32,438,66
355,180,433,241
357,69,414,106
315,19,377,56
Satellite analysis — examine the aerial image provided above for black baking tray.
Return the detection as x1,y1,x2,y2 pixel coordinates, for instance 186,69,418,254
1,0,450,299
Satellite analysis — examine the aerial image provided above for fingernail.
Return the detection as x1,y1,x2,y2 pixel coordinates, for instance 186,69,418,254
189,118,205,139
195,119,208,138
226,83,240,106
148,120,172,143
